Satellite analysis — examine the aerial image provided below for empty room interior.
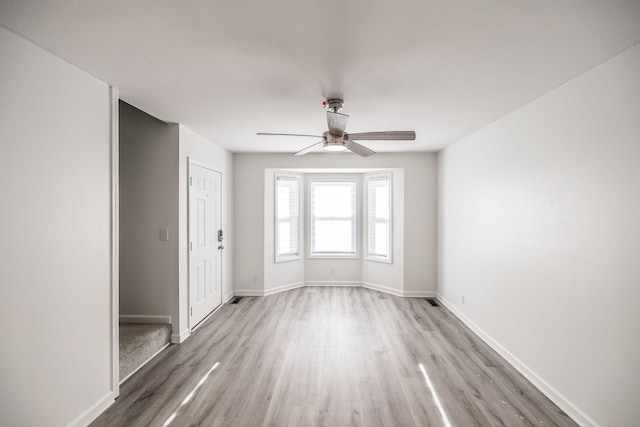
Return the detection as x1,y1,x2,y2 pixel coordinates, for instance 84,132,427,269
1,2,639,427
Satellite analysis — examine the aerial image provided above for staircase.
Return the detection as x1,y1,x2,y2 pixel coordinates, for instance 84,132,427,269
119,323,171,382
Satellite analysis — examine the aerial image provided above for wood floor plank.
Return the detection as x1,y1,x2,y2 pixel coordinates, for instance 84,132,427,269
91,287,577,427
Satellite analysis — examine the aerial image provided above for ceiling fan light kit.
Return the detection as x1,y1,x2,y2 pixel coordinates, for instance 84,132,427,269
257,98,415,157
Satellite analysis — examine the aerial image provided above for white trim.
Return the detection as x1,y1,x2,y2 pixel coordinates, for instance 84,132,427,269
66,391,115,427
119,343,171,385
224,290,235,303
233,289,265,297
305,281,362,287
171,328,191,344
361,281,404,297
109,87,120,400
232,283,438,299
436,293,597,427
307,254,360,259
264,281,305,296
119,315,172,324
403,290,437,298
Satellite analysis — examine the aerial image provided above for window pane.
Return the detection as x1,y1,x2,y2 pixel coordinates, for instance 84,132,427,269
277,185,290,218
313,220,354,253
310,179,356,255
369,222,389,256
278,220,292,254
367,176,391,259
311,183,354,218
276,176,299,258
375,186,389,219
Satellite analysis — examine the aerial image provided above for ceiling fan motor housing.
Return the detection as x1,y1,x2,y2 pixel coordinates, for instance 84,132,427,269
326,98,344,112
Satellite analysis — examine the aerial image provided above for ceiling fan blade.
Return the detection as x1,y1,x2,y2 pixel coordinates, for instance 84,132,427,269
327,111,349,136
346,140,376,157
257,132,323,138
294,141,324,156
347,131,415,141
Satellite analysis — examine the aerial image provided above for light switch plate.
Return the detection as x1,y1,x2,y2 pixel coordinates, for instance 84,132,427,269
160,227,169,241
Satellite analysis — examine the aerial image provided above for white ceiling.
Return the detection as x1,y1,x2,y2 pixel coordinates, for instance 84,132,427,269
2,1,639,153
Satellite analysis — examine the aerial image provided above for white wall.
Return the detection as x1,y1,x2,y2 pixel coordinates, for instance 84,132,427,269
438,44,640,427
177,125,233,341
234,153,437,295
119,102,178,319
0,27,115,427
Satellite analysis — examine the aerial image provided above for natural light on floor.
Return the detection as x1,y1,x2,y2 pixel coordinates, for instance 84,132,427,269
162,362,220,427
419,363,453,427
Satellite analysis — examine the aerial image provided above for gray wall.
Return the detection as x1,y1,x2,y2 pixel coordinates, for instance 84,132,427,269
119,102,179,320
438,44,640,427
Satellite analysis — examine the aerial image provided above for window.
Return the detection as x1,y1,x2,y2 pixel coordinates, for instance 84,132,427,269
310,178,357,256
367,174,391,261
275,174,300,261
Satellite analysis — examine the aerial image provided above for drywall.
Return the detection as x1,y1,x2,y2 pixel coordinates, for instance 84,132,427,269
233,153,437,295
438,43,640,427
119,102,178,319
0,27,115,426
177,125,233,340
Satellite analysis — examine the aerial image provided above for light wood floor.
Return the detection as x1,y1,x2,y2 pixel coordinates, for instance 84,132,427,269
92,287,577,427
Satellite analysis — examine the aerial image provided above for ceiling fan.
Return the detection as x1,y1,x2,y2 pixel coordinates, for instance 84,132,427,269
257,99,415,157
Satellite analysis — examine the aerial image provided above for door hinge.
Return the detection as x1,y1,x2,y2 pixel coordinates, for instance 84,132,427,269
191,307,193,316
190,176,193,186
190,242,193,251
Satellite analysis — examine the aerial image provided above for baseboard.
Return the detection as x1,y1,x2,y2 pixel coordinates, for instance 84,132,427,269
66,391,115,427
403,290,437,298
264,281,305,296
223,290,235,303
361,281,404,297
436,293,598,427
233,289,265,297
305,281,362,287
233,283,437,299
171,328,190,344
119,314,171,324
119,342,171,385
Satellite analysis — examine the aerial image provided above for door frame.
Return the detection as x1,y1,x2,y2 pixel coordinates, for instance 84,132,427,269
187,158,223,331
110,88,120,398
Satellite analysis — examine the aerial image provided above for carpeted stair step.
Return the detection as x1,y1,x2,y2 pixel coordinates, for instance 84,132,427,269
119,323,171,382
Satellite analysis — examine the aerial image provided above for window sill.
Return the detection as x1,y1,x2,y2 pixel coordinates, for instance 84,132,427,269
308,254,359,259
275,255,301,263
366,256,392,264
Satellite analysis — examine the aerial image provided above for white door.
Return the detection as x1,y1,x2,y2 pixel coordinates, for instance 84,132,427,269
189,163,223,328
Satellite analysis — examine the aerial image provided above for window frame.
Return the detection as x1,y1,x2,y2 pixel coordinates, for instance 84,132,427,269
274,173,301,263
307,175,359,259
365,172,393,263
